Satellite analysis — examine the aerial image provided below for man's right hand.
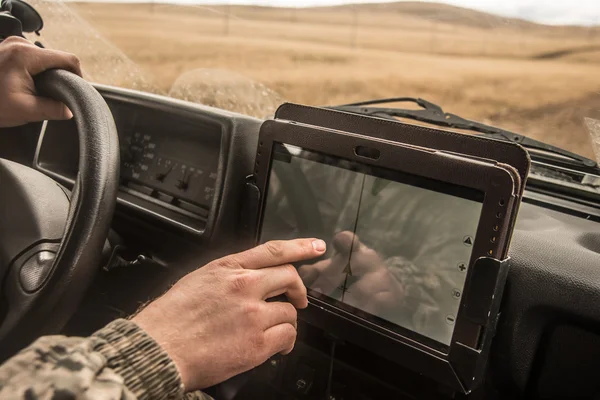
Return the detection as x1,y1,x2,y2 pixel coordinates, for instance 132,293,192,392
132,238,326,392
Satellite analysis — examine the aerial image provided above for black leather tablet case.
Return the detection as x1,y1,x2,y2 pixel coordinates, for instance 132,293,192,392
249,119,520,393
274,103,530,197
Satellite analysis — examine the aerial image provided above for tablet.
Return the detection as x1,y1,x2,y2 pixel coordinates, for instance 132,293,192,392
250,119,519,392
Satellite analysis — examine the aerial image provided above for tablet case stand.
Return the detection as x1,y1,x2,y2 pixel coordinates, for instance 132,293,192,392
239,174,510,394
453,256,510,393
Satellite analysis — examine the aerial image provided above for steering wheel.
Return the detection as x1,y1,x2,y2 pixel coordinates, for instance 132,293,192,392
0,69,119,360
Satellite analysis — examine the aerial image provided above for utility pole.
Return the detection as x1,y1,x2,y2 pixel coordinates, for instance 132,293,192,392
590,16,600,42
429,20,437,53
518,25,526,57
291,7,297,23
351,4,359,49
480,33,487,56
224,3,231,37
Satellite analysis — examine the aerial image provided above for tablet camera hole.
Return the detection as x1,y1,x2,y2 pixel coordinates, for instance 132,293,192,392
499,199,505,206
354,145,380,160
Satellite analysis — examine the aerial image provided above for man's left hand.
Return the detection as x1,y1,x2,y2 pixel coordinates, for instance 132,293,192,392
0,36,82,128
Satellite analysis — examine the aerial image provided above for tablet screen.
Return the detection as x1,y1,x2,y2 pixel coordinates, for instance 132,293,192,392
259,143,484,346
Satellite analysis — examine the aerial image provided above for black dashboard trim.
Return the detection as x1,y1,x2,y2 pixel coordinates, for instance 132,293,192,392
523,189,600,223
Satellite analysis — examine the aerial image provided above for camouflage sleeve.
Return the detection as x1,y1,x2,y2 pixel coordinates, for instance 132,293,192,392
0,318,214,400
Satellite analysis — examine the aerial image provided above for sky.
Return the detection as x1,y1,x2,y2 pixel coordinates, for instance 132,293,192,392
125,0,600,26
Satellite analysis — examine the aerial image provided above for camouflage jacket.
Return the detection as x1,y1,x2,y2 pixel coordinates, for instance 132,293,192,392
0,319,213,400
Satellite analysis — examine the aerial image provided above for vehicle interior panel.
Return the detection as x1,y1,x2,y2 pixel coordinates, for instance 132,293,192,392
2,84,600,400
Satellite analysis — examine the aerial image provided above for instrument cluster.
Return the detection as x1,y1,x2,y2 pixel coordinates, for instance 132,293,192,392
36,97,223,233
119,126,218,218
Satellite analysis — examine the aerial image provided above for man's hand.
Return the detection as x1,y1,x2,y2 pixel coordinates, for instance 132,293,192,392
0,36,82,128
132,238,326,392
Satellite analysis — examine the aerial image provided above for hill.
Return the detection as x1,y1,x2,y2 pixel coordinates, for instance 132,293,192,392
216,2,599,37
331,1,541,31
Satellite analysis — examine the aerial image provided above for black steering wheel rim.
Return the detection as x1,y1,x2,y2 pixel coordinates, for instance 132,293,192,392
0,69,119,359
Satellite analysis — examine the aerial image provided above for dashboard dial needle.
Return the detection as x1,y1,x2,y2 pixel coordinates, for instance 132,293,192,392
177,170,191,191
156,165,174,182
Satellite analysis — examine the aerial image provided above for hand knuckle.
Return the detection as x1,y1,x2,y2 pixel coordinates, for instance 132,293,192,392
242,302,263,326
216,256,241,270
201,261,217,272
264,241,284,258
283,264,298,277
284,303,298,319
250,332,266,350
283,264,306,291
228,271,256,293
4,36,26,45
282,324,297,344
3,42,26,62
299,282,308,297
70,54,81,67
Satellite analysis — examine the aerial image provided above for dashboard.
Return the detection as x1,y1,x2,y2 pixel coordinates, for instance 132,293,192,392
3,85,600,399
34,86,261,237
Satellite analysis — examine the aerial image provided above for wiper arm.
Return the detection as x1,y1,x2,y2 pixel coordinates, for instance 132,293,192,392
327,97,597,169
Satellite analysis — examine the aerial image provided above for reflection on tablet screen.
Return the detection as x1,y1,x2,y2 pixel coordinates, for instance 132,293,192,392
259,143,484,346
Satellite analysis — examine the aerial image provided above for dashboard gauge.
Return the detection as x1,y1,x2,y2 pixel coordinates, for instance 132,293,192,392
175,165,205,193
121,132,156,180
118,119,220,211
154,157,177,183
204,171,217,202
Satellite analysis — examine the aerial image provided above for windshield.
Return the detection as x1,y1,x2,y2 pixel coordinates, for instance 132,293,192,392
28,0,600,162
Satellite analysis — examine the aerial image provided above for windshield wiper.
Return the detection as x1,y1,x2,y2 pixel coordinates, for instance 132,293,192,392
327,97,598,170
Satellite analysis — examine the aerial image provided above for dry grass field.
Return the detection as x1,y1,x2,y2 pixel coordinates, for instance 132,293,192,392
28,1,600,158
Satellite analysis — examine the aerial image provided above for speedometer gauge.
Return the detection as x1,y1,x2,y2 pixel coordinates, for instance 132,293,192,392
121,132,156,180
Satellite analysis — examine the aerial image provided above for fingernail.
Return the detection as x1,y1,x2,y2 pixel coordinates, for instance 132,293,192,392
312,239,326,252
